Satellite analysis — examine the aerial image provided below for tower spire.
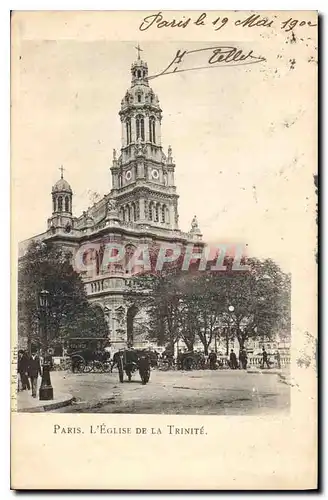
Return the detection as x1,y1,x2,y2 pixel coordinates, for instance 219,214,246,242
59,165,65,179
135,43,143,60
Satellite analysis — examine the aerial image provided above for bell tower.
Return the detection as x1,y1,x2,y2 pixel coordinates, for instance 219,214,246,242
110,46,179,230
47,167,74,233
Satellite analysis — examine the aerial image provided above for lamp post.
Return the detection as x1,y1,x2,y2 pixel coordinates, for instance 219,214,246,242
39,289,54,401
226,305,235,356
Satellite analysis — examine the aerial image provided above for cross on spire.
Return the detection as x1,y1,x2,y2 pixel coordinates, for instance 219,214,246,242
59,165,65,179
135,43,143,60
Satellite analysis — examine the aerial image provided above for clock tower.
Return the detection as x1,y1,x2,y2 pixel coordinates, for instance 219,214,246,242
110,47,179,230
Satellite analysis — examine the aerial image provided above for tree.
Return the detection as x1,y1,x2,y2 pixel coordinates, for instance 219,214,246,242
127,270,183,349
218,258,290,350
125,255,290,354
18,240,108,350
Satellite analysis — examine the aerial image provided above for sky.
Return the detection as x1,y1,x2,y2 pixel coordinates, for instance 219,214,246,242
11,29,317,273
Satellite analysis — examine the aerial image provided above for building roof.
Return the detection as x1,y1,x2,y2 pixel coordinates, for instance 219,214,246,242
52,177,72,193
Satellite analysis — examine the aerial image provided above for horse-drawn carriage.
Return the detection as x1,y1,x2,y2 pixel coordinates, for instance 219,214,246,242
112,349,151,385
178,350,206,370
65,337,111,373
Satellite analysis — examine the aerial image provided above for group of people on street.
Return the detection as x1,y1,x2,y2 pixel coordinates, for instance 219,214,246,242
229,348,248,369
17,347,42,398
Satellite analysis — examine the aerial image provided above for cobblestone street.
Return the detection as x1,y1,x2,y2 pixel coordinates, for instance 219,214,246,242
48,368,290,415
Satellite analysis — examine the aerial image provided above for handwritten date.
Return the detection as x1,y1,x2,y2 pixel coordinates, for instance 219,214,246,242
139,11,317,34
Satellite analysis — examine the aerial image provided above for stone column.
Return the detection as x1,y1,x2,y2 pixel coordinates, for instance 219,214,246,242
131,115,136,142
169,204,175,229
156,118,162,146
168,168,175,186
139,198,145,221
144,115,149,142
121,121,126,147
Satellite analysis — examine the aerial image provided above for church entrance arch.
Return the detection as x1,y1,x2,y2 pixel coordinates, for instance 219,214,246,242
126,305,151,348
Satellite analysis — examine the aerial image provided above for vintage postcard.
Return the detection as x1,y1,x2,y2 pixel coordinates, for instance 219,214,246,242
11,10,318,490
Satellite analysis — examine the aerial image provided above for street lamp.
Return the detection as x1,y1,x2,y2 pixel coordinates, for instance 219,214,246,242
226,305,235,356
39,289,54,401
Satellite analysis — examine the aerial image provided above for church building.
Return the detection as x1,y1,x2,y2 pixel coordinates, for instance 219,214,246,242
19,48,203,348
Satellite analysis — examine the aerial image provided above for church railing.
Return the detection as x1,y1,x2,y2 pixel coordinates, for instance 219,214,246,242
84,273,127,295
88,220,201,242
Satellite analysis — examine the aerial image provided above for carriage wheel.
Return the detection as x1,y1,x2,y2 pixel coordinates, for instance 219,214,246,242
93,360,104,373
77,361,85,373
72,355,85,373
84,362,93,373
102,362,111,373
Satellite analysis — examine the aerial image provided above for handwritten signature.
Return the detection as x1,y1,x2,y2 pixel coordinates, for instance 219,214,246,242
148,46,266,80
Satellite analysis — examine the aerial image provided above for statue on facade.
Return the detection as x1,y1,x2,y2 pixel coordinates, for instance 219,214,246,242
168,145,173,163
191,215,199,232
163,167,168,186
113,148,117,161
135,136,145,155
107,198,117,212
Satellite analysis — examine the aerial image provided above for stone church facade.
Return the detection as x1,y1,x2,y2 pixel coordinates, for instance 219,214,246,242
19,50,203,348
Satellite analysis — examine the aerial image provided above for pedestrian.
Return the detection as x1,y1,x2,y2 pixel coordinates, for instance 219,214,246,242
230,349,238,369
177,349,183,370
275,350,281,369
28,347,42,398
240,347,248,370
17,350,30,391
208,350,217,370
261,347,270,369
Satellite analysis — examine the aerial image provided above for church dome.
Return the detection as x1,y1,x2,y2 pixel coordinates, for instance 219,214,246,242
52,177,72,193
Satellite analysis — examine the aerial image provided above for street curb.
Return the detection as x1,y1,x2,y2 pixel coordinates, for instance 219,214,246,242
18,394,74,413
247,369,283,375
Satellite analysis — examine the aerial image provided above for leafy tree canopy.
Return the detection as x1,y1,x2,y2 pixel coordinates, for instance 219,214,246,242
18,240,108,349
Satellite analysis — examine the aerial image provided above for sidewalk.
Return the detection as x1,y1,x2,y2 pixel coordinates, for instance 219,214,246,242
247,367,285,375
15,371,74,412
247,367,292,384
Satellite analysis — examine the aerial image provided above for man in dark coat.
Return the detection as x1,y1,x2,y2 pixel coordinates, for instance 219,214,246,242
28,348,42,397
230,349,238,369
208,350,217,370
240,348,248,370
262,347,270,369
177,349,183,370
17,350,30,390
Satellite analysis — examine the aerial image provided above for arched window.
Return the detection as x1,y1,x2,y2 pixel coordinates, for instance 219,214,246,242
148,202,153,221
155,203,160,222
161,204,166,223
137,70,141,78
65,196,70,212
53,198,56,213
149,116,156,143
136,115,145,141
126,118,131,144
119,174,122,188
127,205,131,222
137,93,142,103
58,196,63,212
